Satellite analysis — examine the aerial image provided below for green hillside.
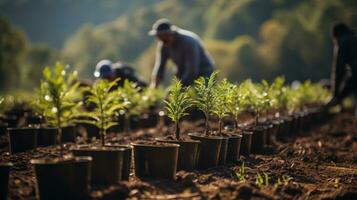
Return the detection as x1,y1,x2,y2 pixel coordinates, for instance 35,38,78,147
62,0,357,82
1,0,356,91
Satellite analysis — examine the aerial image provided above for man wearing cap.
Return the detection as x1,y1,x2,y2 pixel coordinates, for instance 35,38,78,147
94,59,147,89
149,18,214,87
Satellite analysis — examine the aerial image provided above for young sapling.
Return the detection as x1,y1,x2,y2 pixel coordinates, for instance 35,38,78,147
193,71,218,135
79,79,127,146
212,78,231,135
164,77,192,140
35,63,80,156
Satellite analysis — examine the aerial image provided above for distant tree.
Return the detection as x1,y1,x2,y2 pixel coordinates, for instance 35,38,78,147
0,17,27,92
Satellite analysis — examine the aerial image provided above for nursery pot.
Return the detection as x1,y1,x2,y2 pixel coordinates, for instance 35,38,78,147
106,144,132,181
78,123,100,139
218,136,229,165
37,127,57,147
31,156,92,200
0,122,8,135
156,138,200,171
140,113,158,128
240,131,253,156
226,134,242,163
61,125,76,143
132,142,179,180
277,117,293,140
73,146,124,186
7,127,37,154
0,162,13,200
188,133,223,169
264,124,274,146
3,115,18,128
250,126,268,154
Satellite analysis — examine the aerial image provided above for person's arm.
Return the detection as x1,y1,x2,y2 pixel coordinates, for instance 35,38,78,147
180,42,200,86
331,42,346,97
151,42,168,88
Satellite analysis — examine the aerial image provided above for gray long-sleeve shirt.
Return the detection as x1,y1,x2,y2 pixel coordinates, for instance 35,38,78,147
152,28,214,86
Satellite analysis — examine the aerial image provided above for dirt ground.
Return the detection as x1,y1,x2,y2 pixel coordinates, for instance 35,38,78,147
0,112,356,200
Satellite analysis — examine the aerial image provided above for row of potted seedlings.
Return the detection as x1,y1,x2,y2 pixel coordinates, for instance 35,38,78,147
0,64,332,200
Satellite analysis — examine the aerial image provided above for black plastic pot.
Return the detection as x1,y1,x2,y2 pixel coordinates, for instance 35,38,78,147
79,123,100,139
268,120,281,144
107,144,132,181
3,115,18,128
31,156,92,200
277,116,293,140
264,124,274,146
226,134,242,163
218,136,229,165
139,113,158,128
73,147,124,186
132,142,179,180
0,162,13,200
240,131,253,156
156,139,200,171
37,127,57,147
188,133,223,169
0,122,8,135
61,125,76,143
7,127,37,154
250,126,268,154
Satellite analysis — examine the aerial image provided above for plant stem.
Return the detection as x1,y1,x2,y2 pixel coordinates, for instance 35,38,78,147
100,129,105,146
175,121,180,140
125,114,130,134
205,114,209,136
235,115,239,131
218,118,222,135
56,110,63,157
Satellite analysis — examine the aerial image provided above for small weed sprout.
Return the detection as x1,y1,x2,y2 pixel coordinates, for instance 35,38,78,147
235,162,246,182
79,79,127,146
274,175,293,190
164,77,192,140
193,71,218,135
255,172,270,188
35,63,80,156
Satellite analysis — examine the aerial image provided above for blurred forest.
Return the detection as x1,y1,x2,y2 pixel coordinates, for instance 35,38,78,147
0,0,356,92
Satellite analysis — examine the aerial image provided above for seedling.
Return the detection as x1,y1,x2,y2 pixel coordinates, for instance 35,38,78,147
235,162,246,181
34,63,80,156
164,77,192,140
120,80,148,133
212,79,231,134
274,175,293,189
79,79,127,146
240,80,269,125
255,172,269,188
193,71,218,135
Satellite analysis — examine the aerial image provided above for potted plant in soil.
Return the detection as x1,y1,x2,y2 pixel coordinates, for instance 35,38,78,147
221,80,248,162
119,80,150,133
188,71,225,169
156,77,200,171
72,78,132,185
240,80,270,154
211,78,240,165
5,95,38,153
30,63,92,200
139,87,165,128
